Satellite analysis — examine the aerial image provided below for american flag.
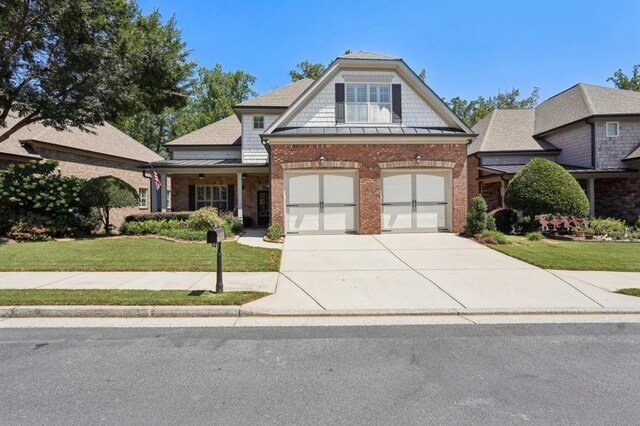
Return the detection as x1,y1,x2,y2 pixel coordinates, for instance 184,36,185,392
153,171,162,190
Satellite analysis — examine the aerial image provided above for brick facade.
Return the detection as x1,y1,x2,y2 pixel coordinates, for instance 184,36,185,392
480,181,502,211
270,143,468,234
594,176,640,223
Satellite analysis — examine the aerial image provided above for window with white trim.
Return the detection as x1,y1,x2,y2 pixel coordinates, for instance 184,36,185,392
196,185,228,211
606,121,619,137
253,115,264,129
346,83,391,123
138,188,148,208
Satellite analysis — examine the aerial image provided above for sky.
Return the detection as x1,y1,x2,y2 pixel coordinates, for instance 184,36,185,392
138,0,640,102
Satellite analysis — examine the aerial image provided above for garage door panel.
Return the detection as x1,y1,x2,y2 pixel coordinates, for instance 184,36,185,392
416,205,446,229
323,206,356,231
323,173,356,204
383,205,413,230
287,174,320,204
382,173,412,203
415,173,446,203
287,206,321,232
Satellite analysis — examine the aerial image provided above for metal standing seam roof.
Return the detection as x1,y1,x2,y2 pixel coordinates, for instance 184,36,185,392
269,126,469,136
142,159,268,168
479,164,633,175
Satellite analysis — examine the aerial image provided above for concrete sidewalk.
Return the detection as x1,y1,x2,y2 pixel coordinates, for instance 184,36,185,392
0,272,278,293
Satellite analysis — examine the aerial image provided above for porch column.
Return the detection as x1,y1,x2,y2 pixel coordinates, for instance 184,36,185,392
587,178,595,217
236,172,243,220
160,173,168,212
500,179,507,208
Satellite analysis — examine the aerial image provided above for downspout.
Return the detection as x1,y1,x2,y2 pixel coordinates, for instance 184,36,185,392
262,137,272,226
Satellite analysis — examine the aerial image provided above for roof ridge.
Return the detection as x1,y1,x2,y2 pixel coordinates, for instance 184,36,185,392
577,83,596,116
479,109,499,153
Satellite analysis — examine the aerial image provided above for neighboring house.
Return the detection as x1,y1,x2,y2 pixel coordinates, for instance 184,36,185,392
0,115,164,227
468,83,640,222
146,51,475,234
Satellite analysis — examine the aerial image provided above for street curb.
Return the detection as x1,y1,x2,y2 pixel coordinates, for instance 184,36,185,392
2,305,640,318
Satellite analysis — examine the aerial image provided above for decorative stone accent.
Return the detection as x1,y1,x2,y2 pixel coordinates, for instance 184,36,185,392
378,159,455,169
281,160,361,169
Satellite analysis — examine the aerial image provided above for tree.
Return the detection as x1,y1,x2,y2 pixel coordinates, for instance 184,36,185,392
464,195,496,236
608,65,640,91
0,0,194,143
81,176,139,234
289,60,326,81
445,88,540,127
504,158,590,227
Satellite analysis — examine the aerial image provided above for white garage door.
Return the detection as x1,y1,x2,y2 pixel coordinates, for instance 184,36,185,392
285,171,357,234
381,170,451,232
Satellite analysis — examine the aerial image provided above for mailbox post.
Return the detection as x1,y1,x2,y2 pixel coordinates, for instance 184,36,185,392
206,227,225,293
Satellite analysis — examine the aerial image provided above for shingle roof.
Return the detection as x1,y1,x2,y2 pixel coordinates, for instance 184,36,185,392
625,144,640,161
235,78,314,108
338,51,400,60
535,83,640,135
469,109,559,155
0,115,161,163
166,115,241,146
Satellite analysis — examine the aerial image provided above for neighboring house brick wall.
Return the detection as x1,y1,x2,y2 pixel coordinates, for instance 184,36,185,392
594,119,640,169
544,122,592,167
270,143,467,234
286,70,448,128
242,114,278,164
33,147,152,228
480,181,502,211
594,176,640,223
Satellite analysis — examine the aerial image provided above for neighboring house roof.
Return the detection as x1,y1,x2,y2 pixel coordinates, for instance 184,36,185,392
338,51,400,60
480,163,629,175
0,114,161,163
469,109,559,155
625,144,640,161
535,83,640,135
166,115,241,147
235,78,314,108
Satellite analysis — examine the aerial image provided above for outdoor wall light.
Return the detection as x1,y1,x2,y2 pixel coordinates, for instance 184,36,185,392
319,154,326,166
415,154,422,162
198,173,205,180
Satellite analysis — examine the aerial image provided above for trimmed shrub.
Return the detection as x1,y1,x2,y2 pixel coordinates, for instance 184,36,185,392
478,230,510,245
158,228,206,241
267,224,283,240
124,212,192,223
491,208,519,234
187,207,223,231
526,232,544,241
120,220,182,235
80,176,138,234
504,158,589,225
464,195,493,236
220,211,243,236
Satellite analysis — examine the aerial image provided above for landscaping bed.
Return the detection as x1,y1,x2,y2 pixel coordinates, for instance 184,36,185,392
0,238,281,272
0,289,266,306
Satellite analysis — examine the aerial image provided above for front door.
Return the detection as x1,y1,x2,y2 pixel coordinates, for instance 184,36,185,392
257,191,270,226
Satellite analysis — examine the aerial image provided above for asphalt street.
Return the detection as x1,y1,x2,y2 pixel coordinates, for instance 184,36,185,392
1,324,639,425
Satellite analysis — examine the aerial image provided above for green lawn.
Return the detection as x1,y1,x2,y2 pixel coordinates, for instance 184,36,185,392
617,288,640,297
0,238,281,272
0,289,266,305
489,237,640,271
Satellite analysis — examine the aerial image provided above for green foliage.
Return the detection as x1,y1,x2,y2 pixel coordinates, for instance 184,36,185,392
80,176,138,234
0,160,93,239
464,195,492,236
445,87,540,127
608,65,640,92
290,60,325,81
589,218,626,238
526,232,544,241
636,216,640,228
629,230,640,240
492,208,519,234
124,212,192,223
120,220,183,235
479,230,510,245
0,1,194,143
504,158,590,218
267,224,283,241
157,228,206,241
220,212,243,237
187,207,224,231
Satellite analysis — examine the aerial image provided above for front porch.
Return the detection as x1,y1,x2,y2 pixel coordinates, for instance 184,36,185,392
147,162,270,227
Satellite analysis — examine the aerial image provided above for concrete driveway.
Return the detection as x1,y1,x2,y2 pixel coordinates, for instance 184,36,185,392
246,233,640,312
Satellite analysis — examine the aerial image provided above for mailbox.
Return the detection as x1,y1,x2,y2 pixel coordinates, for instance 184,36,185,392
207,227,225,245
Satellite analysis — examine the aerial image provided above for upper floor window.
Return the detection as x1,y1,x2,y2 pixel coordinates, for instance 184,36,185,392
606,121,619,137
253,115,264,129
138,188,148,208
346,83,391,123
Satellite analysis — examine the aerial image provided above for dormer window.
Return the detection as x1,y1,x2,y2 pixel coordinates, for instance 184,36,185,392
253,115,264,129
345,83,391,123
606,121,619,137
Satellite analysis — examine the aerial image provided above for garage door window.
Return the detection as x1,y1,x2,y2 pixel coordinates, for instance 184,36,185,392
196,185,227,210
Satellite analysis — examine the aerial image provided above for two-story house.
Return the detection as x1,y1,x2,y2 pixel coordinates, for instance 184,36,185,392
146,52,475,234
468,83,640,222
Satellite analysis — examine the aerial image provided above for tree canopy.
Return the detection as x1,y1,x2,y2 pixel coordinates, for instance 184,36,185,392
81,176,139,234
0,0,194,143
504,158,590,219
608,65,640,92
289,60,326,81
445,88,540,127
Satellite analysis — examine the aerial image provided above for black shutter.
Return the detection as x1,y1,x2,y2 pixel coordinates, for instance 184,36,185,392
188,185,196,211
335,83,345,123
392,84,402,123
227,184,235,213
